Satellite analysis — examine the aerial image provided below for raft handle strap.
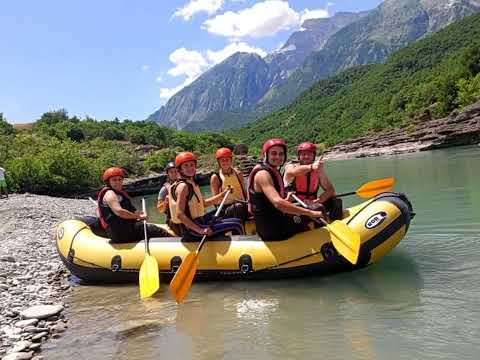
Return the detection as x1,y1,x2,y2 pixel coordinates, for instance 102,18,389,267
170,256,182,273
111,255,122,272
239,254,253,274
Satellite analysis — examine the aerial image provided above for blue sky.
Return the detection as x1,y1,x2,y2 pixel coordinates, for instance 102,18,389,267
0,0,383,123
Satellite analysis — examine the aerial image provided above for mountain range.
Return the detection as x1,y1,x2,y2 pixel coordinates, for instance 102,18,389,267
148,0,480,132
234,11,480,150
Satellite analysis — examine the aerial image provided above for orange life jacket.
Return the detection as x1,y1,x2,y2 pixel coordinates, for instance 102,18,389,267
293,170,320,201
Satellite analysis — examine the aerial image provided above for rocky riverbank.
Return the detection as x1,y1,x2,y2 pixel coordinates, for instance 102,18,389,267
0,194,94,360
323,101,480,161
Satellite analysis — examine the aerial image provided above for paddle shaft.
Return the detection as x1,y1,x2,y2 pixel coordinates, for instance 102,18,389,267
291,194,326,225
142,198,149,254
336,191,355,197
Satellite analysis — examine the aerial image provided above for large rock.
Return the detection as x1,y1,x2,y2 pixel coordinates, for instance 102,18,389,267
324,101,480,160
2,352,33,360
20,304,63,320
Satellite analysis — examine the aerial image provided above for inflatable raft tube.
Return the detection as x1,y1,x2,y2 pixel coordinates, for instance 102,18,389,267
55,192,413,283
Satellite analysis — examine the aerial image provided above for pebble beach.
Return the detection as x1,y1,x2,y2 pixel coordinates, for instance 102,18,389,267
0,194,94,360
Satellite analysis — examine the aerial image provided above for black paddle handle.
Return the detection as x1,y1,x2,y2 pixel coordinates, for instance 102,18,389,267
336,191,355,197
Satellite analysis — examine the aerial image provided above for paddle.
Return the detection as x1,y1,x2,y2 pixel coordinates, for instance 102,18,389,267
139,198,160,299
292,194,360,265
336,177,394,199
170,187,232,304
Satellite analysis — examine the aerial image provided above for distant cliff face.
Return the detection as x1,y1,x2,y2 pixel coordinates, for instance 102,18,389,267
148,12,366,130
148,53,272,129
264,11,370,87
256,0,480,117
149,0,480,132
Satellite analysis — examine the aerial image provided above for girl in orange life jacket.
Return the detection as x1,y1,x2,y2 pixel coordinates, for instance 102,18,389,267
283,142,342,219
168,152,244,238
247,139,325,241
97,167,169,243
157,161,178,229
210,147,249,220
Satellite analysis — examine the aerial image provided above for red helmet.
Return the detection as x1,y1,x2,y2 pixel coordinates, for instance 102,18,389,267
262,138,287,165
215,147,233,159
175,151,197,168
297,142,317,156
102,167,125,183
262,138,287,155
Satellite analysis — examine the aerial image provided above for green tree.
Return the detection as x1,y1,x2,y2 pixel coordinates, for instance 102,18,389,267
102,126,125,141
67,127,85,142
456,73,480,107
0,113,14,135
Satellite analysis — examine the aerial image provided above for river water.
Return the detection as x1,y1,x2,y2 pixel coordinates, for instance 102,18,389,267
44,146,480,359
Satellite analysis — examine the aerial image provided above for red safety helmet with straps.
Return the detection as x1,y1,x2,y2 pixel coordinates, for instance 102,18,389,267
175,151,197,168
215,147,233,159
297,142,317,157
262,138,287,166
102,167,125,183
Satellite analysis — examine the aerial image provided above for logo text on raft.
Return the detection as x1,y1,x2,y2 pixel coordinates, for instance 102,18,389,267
365,212,387,229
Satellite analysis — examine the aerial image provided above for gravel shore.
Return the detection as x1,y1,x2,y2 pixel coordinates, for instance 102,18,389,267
0,194,94,360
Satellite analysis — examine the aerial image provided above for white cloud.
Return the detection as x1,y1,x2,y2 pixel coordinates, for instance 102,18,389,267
173,0,225,21
206,42,267,64
300,8,329,24
202,0,299,39
166,47,209,78
160,42,266,99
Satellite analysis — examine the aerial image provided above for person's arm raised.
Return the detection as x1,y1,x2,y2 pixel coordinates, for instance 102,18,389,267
104,191,146,220
256,171,324,218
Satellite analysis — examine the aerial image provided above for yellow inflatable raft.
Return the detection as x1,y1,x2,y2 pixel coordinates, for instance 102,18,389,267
55,192,413,283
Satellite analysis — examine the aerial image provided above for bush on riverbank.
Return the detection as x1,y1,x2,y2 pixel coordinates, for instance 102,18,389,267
0,112,235,195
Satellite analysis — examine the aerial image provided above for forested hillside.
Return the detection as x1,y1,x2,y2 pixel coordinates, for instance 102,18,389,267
235,12,480,152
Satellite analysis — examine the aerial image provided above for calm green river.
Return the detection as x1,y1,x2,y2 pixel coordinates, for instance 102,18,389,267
44,146,480,359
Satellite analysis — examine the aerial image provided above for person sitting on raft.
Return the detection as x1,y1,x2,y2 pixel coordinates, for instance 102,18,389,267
98,167,170,243
168,151,244,238
283,142,342,220
157,161,178,229
248,138,325,241
210,147,249,221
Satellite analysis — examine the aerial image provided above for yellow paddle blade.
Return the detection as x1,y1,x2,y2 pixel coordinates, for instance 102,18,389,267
169,253,199,304
326,221,361,265
139,254,160,299
356,177,394,198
